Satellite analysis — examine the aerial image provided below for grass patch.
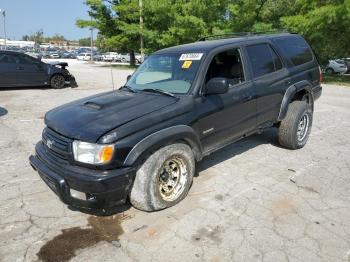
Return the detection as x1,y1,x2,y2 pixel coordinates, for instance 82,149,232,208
323,74,350,87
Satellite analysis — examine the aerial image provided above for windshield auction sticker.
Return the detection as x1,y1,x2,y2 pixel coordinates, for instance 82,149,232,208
179,53,203,61
182,60,193,69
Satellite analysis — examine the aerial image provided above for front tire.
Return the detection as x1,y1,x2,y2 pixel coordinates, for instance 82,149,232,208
50,74,65,89
130,143,195,211
278,101,313,149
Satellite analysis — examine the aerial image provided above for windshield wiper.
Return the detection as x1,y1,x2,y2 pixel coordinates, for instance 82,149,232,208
120,85,137,93
142,88,176,98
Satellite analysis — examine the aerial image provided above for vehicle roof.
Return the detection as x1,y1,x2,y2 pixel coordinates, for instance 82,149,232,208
0,50,26,55
154,33,295,54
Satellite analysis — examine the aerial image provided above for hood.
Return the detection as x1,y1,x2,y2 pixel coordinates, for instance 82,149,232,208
45,91,178,142
46,61,68,69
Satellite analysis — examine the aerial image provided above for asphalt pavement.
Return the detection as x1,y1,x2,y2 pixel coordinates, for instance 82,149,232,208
0,60,349,262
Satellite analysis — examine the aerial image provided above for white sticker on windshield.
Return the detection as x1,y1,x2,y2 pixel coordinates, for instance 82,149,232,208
179,53,203,61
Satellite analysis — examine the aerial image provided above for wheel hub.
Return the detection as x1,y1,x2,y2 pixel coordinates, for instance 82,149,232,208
160,171,170,183
297,114,309,142
158,156,188,201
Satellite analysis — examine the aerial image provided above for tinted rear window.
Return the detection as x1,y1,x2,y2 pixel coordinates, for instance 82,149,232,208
275,36,313,66
246,43,283,78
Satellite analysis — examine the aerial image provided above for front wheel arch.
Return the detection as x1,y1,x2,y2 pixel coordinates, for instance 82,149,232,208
50,73,66,89
123,125,202,167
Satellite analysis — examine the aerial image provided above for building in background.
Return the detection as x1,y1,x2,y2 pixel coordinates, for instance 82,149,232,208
0,38,35,48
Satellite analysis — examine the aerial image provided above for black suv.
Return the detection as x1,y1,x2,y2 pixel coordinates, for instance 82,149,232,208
30,33,322,214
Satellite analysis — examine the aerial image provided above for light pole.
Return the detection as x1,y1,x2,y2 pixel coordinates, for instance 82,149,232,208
139,0,144,62
0,9,6,50
90,16,94,62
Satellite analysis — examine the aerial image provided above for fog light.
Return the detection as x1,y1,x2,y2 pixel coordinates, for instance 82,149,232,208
70,189,86,200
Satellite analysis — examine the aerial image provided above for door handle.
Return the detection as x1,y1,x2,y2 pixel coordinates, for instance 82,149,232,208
243,95,253,102
17,66,24,70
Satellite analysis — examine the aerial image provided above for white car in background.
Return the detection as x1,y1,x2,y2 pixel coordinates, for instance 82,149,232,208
102,52,119,62
50,53,60,59
325,59,348,74
119,53,130,63
76,53,92,61
135,53,145,63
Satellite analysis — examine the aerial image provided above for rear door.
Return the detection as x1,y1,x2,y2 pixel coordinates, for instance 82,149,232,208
245,43,290,126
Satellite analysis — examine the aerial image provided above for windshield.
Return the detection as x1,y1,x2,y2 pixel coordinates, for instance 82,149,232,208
126,53,203,94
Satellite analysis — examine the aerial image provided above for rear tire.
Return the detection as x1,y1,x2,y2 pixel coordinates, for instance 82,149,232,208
325,68,335,75
278,101,313,149
130,143,195,211
50,74,65,89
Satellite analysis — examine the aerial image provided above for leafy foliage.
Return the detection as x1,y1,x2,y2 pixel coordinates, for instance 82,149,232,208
281,1,350,63
22,31,66,45
78,37,92,47
77,0,350,63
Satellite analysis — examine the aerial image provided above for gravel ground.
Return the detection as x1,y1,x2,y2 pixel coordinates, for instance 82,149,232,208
0,60,349,262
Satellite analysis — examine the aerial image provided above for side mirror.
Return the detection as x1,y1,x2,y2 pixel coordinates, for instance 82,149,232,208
127,75,131,81
203,77,229,95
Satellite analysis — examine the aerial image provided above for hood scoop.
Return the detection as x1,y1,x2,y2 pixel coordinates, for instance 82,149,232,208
83,101,103,110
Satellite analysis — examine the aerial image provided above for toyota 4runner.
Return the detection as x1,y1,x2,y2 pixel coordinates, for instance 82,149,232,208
29,33,322,214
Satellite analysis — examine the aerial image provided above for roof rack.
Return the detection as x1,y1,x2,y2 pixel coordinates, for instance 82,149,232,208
198,30,290,41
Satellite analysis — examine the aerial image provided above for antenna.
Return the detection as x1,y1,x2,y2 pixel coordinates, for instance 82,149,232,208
110,66,115,90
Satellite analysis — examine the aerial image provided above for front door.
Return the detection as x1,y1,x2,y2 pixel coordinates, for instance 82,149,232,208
194,48,257,153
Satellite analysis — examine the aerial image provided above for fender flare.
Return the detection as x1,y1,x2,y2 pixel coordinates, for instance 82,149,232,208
277,80,314,121
123,125,203,166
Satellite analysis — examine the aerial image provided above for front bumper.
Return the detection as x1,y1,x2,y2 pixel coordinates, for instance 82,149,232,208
65,74,78,88
29,142,135,215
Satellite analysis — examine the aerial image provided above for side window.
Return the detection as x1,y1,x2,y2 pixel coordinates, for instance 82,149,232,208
0,54,14,64
270,47,282,71
16,54,38,65
205,48,245,87
7,54,20,64
246,43,282,78
275,36,313,66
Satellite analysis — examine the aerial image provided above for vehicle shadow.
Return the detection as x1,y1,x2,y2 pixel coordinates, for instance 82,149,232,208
0,84,74,91
0,106,8,117
68,202,132,217
197,128,280,174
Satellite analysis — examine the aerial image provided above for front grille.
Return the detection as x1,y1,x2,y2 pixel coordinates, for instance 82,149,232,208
42,128,73,160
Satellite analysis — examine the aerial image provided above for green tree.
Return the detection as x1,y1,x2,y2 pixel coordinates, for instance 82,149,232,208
79,37,92,47
77,0,350,63
281,1,350,63
21,30,44,44
77,0,229,65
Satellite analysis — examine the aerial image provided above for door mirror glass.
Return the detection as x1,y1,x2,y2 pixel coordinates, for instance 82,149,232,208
203,77,229,95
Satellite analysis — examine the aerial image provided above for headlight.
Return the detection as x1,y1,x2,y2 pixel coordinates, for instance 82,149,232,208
72,141,114,165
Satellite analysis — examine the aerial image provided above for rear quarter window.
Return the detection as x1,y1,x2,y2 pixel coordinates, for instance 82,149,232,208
275,36,313,66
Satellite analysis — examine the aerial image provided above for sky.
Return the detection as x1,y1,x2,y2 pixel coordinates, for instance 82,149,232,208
0,0,91,40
